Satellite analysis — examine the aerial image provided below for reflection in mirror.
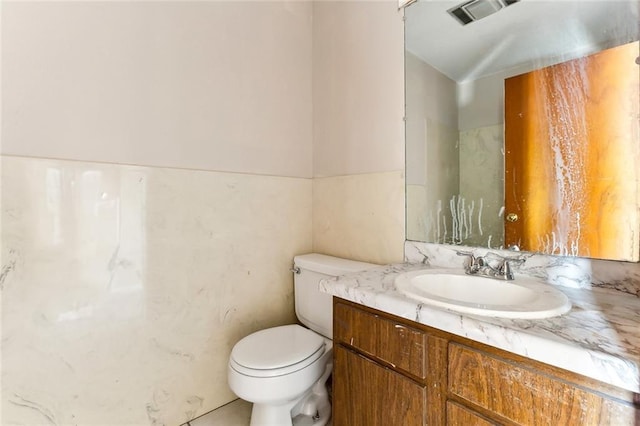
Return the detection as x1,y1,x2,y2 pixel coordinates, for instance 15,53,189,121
504,42,639,261
404,0,640,261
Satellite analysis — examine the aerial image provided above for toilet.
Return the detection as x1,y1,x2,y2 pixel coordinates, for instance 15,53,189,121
228,253,375,426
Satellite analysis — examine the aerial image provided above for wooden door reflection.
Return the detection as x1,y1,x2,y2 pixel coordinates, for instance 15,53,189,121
504,41,639,261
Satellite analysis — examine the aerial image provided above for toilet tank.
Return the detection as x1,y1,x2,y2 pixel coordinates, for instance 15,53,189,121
293,253,376,339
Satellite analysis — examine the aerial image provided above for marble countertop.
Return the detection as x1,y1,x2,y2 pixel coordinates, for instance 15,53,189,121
320,263,640,394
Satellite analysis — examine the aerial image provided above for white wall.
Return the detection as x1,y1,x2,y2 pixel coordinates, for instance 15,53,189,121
457,63,538,132
2,1,312,178
457,72,504,132
312,1,405,264
1,2,313,424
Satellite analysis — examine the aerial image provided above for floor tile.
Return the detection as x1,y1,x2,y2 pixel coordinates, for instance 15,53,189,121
189,399,252,426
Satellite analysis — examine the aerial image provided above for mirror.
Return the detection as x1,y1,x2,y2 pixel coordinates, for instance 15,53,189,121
404,0,640,261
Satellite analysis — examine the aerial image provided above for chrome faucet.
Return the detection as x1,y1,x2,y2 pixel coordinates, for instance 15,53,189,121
456,251,522,281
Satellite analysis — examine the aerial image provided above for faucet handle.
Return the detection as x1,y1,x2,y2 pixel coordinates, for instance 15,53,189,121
499,260,514,280
455,250,475,259
456,250,479,272
498,258,524,280
456,250,475,262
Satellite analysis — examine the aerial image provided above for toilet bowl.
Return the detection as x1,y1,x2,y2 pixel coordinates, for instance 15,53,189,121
227,254,375,426
229,325,333,425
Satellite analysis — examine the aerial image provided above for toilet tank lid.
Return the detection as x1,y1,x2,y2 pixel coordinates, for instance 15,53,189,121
294,253,377,277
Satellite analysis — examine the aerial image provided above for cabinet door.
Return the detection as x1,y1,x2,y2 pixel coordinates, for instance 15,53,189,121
333,345,426,426
448,343,640,425
446,401,497,426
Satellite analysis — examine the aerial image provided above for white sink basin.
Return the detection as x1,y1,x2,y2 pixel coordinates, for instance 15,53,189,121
394,269,571,319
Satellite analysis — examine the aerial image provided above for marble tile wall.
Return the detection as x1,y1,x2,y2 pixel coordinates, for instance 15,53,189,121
312,171,405,265
458,124,504,247
1,156,312,425
406,184,428,242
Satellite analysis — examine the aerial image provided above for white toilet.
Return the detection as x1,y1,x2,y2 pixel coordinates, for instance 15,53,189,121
228,253,375,426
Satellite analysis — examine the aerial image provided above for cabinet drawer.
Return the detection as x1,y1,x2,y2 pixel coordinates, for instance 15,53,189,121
448,343,638,425
334,301,426,379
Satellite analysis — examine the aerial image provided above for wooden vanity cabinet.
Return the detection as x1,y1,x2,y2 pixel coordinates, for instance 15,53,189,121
332,298,640,426
333,346,427,425
332,300,447,425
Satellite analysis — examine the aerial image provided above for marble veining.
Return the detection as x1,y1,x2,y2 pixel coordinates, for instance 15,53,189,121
1,155,311,425
405,241,640,293
320,242,640,394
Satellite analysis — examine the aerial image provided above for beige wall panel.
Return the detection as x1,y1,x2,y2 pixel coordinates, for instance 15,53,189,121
313,171,405,265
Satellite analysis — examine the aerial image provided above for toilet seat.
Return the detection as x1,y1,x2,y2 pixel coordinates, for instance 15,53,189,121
230,324,326,378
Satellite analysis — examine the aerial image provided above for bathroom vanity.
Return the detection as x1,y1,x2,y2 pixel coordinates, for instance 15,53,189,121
323,261,640,425
332,299,639,425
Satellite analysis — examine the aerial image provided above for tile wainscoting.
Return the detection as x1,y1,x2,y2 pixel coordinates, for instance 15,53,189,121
1,155,312,425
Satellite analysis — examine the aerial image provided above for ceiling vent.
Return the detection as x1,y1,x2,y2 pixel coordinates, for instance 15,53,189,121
448,0,520,25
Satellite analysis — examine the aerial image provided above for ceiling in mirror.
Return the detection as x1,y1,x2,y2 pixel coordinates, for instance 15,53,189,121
405,0,639,82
